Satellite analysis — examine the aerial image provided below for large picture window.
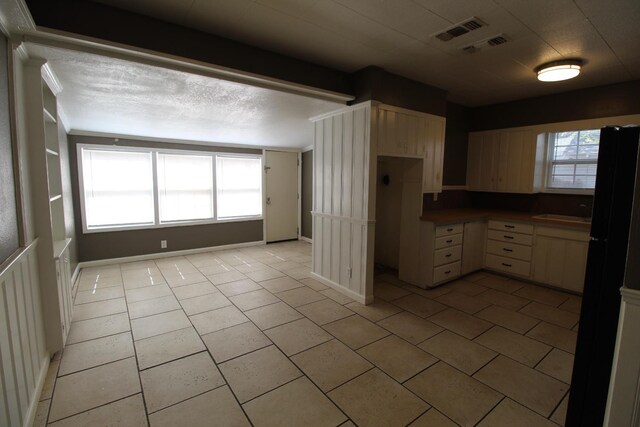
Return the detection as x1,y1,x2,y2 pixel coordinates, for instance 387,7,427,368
216,156,262,219
158,153,214,222
78,145,262,232
546,129,600,191
81,149,155,228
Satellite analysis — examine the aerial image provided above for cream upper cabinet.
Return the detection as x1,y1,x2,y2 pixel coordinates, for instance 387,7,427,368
376,105,446,193
532,226,589,293
467,129,543,193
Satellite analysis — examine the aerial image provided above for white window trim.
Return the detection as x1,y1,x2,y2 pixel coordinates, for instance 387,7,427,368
77,143,263,234
541,131,597,195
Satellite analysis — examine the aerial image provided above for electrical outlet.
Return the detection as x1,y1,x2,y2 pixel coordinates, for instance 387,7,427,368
161,240,167,249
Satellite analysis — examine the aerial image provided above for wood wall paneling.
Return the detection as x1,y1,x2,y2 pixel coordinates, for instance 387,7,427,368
0,241,48,427
311,103,374,303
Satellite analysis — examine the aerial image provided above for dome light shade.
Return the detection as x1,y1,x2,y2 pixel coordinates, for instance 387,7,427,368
536,60,583,82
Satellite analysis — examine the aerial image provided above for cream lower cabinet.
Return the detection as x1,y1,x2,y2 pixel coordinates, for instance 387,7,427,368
532,226,589,293
484,220,534,278
462,221,486,275
54,240,73,343
400,222,463,288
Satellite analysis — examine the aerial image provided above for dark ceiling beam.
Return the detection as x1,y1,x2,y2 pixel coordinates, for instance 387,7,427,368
25,0,353,95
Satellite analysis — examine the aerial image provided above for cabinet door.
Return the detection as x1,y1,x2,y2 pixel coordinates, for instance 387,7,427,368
462,221,486,274
422,117,445,193
497,130,536,193
466,133,483,191
479,132,499,191
533,236,588,292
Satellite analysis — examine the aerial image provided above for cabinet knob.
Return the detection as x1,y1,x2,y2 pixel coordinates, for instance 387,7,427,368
501,263,512,268
504,235,514,240
446,239,453,243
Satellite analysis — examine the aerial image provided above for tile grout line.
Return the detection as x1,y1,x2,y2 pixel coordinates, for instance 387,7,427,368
67,251,576,426
159,255,258,427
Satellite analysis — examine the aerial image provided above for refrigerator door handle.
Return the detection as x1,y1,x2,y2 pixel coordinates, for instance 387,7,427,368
590,237,608,243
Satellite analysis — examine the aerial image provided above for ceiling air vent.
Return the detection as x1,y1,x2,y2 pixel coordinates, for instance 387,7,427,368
462,34,509,53
487,35,508,46
434,17,486,42
463,19,483,31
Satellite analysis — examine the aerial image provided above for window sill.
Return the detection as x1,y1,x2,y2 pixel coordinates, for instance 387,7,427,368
541,188,595,196
82,216,263,234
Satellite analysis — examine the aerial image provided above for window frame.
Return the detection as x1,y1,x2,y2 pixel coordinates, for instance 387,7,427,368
77,144,263,234
542,129,600,195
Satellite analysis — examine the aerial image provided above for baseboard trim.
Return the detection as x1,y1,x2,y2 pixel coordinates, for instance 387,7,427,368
299,236,312,243
78,240,266,268
310,272,373,305
24,354,50,427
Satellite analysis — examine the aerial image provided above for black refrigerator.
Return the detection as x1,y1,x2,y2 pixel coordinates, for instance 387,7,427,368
566,126,640,426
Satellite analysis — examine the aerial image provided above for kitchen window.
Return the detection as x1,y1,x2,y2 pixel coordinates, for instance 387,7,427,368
545,129,600,191
78,145,263,232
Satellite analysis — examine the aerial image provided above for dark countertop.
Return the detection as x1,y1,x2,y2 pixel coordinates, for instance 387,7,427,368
420,208,591,230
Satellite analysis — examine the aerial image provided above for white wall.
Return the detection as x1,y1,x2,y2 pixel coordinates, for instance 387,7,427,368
311,102,376,304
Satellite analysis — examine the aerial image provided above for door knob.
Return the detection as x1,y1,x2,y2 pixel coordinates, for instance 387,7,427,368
266,197,271,205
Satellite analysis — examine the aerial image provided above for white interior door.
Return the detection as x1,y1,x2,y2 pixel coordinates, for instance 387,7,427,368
265,150,298,242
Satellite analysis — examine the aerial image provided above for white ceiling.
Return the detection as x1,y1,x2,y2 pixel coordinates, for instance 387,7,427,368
27,44,345,148
93,0,640,106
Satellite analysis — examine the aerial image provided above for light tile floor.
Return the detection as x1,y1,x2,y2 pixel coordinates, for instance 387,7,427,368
36,241,580,426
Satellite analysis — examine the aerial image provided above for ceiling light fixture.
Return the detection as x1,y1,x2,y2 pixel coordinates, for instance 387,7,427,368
535,60,583,82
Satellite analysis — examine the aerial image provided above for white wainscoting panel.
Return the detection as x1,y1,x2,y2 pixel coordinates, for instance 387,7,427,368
312,102,375,304
604,287,640,427
0,240,49,427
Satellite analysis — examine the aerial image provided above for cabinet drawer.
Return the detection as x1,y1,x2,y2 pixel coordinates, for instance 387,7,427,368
486,240,532,262
434,245,462,267
488,220,533,235
487,229,533,246
486,254,530,277
435,233,463,249
435,224,463,237
433,261,461,284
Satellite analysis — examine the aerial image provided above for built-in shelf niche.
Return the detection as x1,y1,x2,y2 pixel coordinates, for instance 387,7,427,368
25,55,72,353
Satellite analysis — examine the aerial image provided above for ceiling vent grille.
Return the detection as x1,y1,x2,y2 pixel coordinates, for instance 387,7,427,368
462,45,479,54
434,17,485,42
487,35,508,46
462,34,509,53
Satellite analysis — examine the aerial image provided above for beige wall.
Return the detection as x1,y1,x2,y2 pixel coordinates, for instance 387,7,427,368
68,135,264,262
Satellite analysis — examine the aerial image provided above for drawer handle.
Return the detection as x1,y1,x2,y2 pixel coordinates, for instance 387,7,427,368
503,248,513,252
504,225,515,229
503,235,514,240
446,228,453,232
445,254,452,258
501,263,512,267
444,270,451,274
446,239,453,243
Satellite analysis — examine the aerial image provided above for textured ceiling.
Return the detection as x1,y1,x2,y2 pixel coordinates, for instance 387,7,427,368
93,0,640,106
27,45,345,148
